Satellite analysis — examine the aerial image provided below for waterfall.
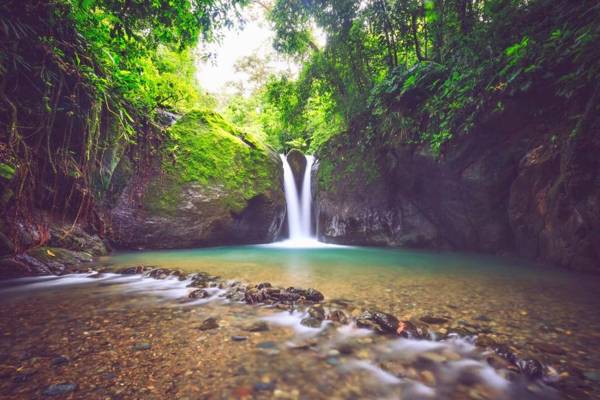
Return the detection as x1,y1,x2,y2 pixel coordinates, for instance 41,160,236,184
280,153,316,244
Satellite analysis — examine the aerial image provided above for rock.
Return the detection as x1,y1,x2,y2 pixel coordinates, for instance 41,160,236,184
356,310,399,334
188,272,219,288
584,371,600,382
133,342,151,351
493,344,518,365
43,383,77,396
300,316,322,328
308,305,325,320
0,257,37,279
328,310,349,324
147,268,187,280
286,149,307,190
109,111,286,250
48,224,108,256
254,381,275,391
189,289,210,299
474,315,492,322
256,341,277,350
198,317,219,331
51,356,69,366
118,265,153,275
231,335,248,341
316,105,600,272
397,320,429,339
517,358,544,380
245,288,268,304
475,335,497,348
257,282,272,289
420,315,449,324
243,321,269,332
305,288,324,302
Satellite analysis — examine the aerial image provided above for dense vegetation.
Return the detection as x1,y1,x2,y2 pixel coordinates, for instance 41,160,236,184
246,0,599,154
1,0,599,251
0,0,241,249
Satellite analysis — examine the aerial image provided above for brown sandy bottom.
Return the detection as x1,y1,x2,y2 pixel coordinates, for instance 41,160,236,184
0,272,598,400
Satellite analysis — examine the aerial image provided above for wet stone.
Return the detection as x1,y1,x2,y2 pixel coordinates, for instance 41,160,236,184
300,316,322,328
189,289,210,299
254,381,275,391
517,358,544,380
43,383,77,396
243,320,269,332
328,309,349,324
584,371,600,382
198,317,219,331
308,305,325,320
51,356,69,366
356,310,399,334
398,320,428,339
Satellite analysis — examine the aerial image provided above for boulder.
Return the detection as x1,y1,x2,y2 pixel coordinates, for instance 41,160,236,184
109,111,286,249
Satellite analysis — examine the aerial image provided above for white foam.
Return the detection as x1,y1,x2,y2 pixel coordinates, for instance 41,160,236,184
336,322,373,338
344,360,403,385
261,310,330,335
258,239,346,249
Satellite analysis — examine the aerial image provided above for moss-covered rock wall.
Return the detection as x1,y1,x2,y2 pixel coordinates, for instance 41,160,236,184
109,110,285,249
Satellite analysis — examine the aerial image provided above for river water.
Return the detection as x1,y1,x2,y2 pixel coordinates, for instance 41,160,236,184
1,245,599,399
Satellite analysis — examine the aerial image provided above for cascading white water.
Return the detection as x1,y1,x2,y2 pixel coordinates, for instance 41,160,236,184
279,153,317,244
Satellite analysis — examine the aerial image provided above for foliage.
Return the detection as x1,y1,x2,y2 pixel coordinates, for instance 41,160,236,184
265,0,600,155
0,0,242,250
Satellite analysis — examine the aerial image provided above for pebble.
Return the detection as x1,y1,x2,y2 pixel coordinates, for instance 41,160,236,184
43,383,77,396
243,321,269,332
231,335,248,341
51,356,69,366
133,342,151,351
198,317,219,331
584,370,600,382
254,381,276,391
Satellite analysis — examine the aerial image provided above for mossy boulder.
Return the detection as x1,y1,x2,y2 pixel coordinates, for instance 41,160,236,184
109,110,285,249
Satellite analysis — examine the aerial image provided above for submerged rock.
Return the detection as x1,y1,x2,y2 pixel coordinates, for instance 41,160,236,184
189,289,210,299
300,316,322,328
43,383,77,396
328,309,349,324
198,317,219,331
118,265,153,275
243,321,269,332
517,358,544,380
133,342,151,351
356,310,399,334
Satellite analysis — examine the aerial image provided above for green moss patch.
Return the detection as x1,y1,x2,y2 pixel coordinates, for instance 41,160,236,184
145,110,278,213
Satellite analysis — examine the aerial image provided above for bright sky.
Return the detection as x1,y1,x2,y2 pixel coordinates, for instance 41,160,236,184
195,5,298,96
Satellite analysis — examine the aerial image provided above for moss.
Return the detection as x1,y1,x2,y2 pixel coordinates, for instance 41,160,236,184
145,110,278,214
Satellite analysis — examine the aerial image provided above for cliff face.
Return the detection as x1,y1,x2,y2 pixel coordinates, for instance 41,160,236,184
316,100,600,272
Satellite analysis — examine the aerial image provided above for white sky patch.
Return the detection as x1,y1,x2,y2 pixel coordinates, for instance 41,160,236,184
195,5,299,96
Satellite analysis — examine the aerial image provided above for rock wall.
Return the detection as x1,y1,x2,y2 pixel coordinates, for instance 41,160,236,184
316,101,600,272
